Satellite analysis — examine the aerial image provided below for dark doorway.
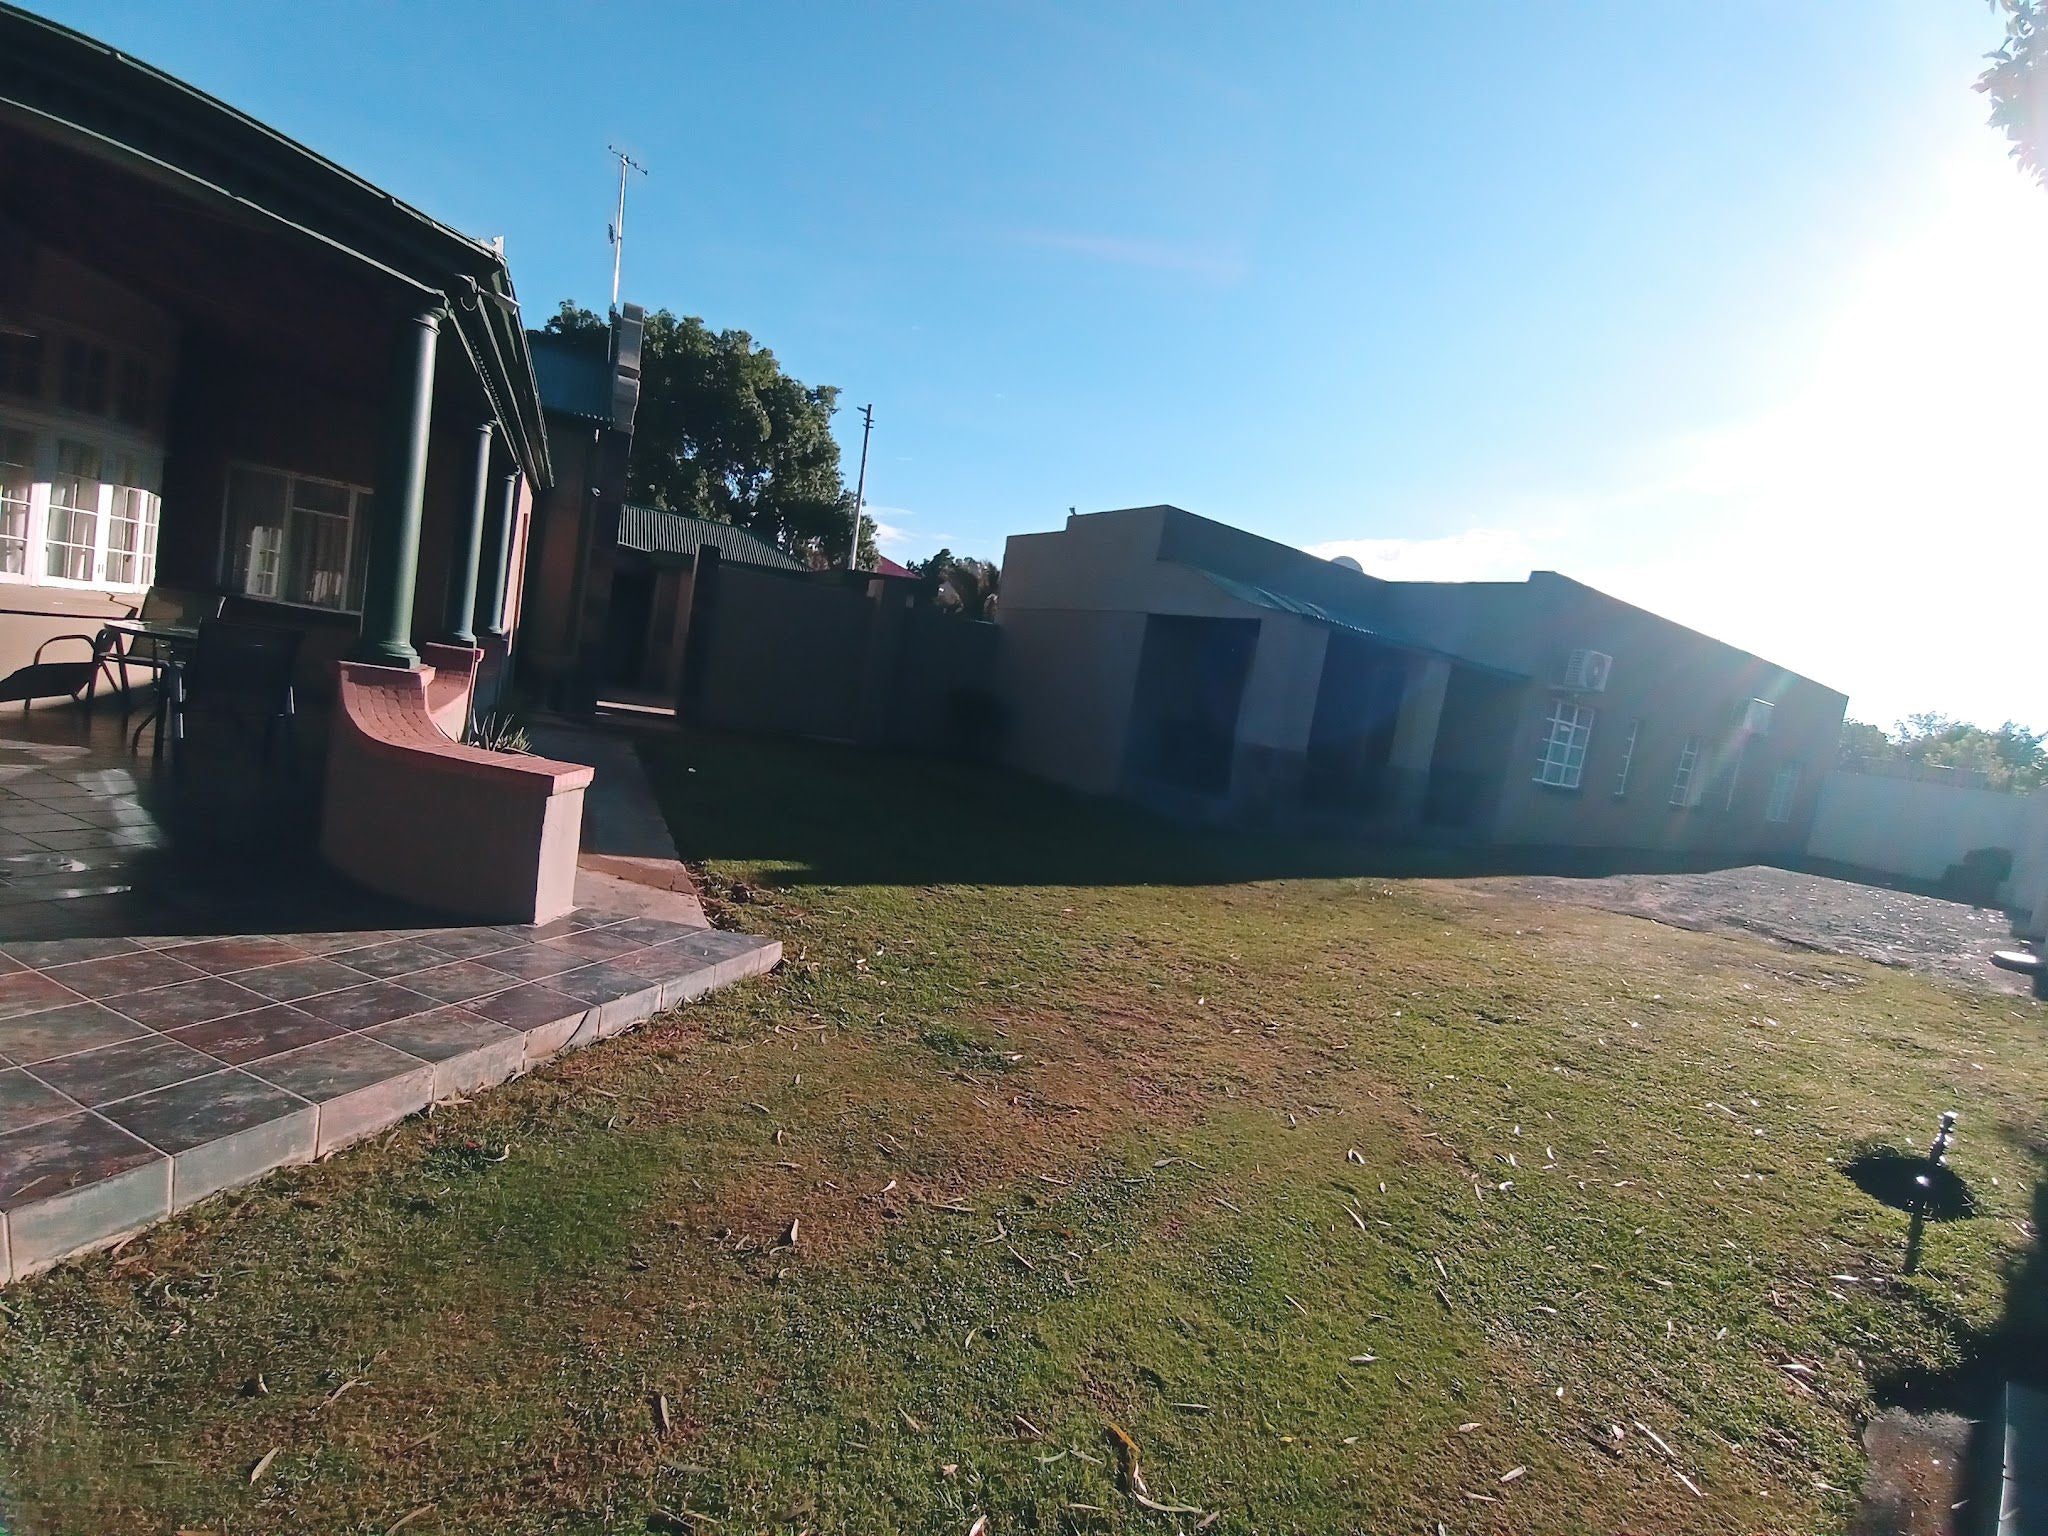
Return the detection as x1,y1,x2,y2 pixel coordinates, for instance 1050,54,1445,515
1304,634,1407,810
1126,615,1259,795
601,562,655,688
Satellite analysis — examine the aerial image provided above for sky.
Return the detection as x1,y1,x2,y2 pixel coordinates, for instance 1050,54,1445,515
32,1,2046,731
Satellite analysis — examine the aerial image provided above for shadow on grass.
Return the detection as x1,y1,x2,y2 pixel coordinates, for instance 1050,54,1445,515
638,729,1767,891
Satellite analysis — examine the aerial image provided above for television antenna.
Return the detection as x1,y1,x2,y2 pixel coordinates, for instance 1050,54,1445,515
607,145,648,312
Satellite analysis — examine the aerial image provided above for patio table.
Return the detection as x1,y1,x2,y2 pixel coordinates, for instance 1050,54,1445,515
103,618,199,715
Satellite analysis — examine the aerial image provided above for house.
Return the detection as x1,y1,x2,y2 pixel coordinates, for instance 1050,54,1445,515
0,2,592,919
997,504,1847,856
518,313,645,711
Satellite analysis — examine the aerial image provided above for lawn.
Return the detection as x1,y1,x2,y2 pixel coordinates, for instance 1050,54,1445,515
1,730,2043,1535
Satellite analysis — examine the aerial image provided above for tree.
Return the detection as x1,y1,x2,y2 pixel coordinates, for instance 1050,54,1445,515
543,303,874,566
1978,1,2048,183
909,548,1001,619
1835,713,2048,791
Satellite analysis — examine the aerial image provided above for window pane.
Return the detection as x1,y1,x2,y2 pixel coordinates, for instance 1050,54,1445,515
0,424,32,576
0,335,42,400
105,453,160,588
46,440,101,581
226,465,290,599
60,339,110,416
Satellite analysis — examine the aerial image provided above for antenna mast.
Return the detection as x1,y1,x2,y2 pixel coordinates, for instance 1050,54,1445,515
607,145,647,313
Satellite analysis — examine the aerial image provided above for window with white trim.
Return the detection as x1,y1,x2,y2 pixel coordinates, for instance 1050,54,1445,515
1670,734,1702,806
223,463,371,612
1534,699,1595,788
1613,718,1640,797
1765,763,1800,823
0,411,162,592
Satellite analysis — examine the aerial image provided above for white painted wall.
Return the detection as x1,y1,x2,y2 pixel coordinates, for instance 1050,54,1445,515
1807,769,2034,891
2010,796,2048,940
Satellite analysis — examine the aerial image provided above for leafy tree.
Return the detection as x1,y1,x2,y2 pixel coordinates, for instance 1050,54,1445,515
1978,0,2048,183
1835,714,2048,791
543,303,875,566
909,548,1001,619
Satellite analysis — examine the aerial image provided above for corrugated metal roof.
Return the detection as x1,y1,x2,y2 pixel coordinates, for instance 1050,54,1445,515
529,337,615,424
1193,568,1526,679
617,506,804,570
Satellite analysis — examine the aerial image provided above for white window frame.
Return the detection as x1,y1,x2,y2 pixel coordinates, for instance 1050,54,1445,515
1612,718,1640,797
1533,699,1595,789
1765,763,1800,823
0,406,163,594
1670,735,1702,807
220,461,373,615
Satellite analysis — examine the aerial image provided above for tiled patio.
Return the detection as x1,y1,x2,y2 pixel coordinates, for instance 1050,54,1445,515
0,705,778,1283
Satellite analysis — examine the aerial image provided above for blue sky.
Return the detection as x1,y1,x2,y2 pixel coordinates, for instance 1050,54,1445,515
35,1,2044,730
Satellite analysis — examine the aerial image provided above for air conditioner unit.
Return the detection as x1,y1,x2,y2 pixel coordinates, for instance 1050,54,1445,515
1737,697,1774,736
1558,648,1612,693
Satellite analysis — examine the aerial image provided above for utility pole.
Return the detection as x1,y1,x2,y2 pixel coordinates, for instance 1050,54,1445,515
607,145,647,313
846,403,874,571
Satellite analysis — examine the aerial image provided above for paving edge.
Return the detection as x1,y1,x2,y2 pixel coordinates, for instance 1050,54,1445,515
0,934,781,1284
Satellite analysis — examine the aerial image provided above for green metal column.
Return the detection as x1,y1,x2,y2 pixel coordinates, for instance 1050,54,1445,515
476,466,520,640
352,305,443,667
443,420,494,646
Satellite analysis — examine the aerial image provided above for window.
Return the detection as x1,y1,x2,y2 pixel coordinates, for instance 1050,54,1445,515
224,464,371,612
59,338,109,416
1670,735,1702,806
0,414,162,590
1765,764,1801,823
1613,718,1641,797
0,333,42,401
1721,740,1746,811
115,357,154,430
45,440,103,582
105,452,159,588
0,427,32,575
1534,699,1595,788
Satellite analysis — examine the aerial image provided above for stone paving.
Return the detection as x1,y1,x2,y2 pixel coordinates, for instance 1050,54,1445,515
0,708,778,1283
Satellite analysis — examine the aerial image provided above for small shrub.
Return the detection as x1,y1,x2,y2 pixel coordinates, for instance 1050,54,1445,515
467,711,532,755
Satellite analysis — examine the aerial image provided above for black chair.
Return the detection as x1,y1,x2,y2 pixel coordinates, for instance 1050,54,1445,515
0,630,121,711
103,586,227,703
162,620,303,773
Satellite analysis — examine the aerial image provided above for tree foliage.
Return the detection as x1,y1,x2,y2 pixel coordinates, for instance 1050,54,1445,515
909,548,1001,619
1978,0,2048,184
1836,713,2047,791
543,303,874,566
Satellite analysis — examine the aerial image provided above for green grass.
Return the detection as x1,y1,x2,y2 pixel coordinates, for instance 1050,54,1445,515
1,730,2043,1535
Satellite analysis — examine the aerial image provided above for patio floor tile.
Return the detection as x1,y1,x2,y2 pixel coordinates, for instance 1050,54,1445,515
0,1070,82,1135
98,1070,315,1210
249,1035,433,1155
605,916,711,947
400,959,522,1004
33,1035,225,1108
0,1109,163,1210
0,971,84,1022
364,1009,524,1097
105,976,270,1030
42,948,206,999
233,956,377,1003
475,943,592,982
412,927,519,962
162,937,309,975
0,1118,169,1277
0,810,89,835
280,930,408,957
341,937,458,980
543,960,660,1007
465,982,588,1034
166,1004,346,1066
0,1001,149,1065
294,981,438,1031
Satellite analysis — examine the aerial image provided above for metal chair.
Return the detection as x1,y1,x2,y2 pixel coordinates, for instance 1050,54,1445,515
103,586,227,700
0,631,120,710
161,620,304,774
